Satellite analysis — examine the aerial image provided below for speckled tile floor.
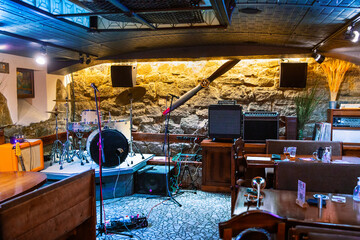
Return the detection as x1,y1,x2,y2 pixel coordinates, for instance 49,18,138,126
96,191,231,240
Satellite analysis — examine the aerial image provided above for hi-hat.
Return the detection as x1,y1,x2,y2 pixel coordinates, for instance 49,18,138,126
46,110,65,114
115,87,146,105
53,99,81,102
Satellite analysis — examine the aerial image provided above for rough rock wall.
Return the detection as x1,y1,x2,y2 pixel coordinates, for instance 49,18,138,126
1,58,359,157
68,58,360,155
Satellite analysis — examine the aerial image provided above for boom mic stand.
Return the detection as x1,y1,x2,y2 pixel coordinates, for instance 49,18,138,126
92,84,132,238
163,94,182,207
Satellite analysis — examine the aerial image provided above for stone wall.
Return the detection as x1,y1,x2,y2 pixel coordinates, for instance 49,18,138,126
2,58,360,157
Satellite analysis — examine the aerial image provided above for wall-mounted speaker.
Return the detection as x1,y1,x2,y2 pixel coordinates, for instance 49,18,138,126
111,65,137,87
0,139,44,171
89,16,98,30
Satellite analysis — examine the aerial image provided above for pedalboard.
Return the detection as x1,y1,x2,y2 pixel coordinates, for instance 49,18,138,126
105,215,148,232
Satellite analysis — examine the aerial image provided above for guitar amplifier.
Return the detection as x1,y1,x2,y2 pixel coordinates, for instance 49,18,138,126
0,139,44,172
243,111,279,143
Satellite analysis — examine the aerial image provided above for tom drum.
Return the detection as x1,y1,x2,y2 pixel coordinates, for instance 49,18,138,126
86,129,128,168
81,110,102,124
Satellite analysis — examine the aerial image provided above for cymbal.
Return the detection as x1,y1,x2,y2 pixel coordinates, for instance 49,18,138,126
53,99,81,102
46,110,65,114
115,87,146,105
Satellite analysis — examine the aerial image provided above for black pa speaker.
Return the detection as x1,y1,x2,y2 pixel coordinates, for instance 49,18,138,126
89,16,98,30
135,166,174,195
111,65,137,87
208,104,242,140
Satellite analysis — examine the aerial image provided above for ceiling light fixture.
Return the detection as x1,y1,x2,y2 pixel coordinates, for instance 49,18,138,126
311,49,325,64
35,45,47,65
85,54,91,65
345,24,360,43
239,8,262,14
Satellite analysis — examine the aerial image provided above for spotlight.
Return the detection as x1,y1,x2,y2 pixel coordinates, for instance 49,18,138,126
79,53,85,64
345,24,360,43
85,54,91,65
35,45,47,65
312,50,325,64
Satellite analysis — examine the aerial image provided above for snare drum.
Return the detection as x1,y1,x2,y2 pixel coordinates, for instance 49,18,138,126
81,110,101,124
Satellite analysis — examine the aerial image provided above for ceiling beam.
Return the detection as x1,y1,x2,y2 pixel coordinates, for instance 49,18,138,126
54,6,214,18
236,2,360,10
106,0,156,29
0,30,97,57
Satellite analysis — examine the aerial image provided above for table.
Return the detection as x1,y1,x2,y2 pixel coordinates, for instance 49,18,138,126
246,154,360,168
0,171,47,204
234,187,360,231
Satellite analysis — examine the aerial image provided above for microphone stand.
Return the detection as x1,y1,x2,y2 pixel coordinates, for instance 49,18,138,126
93,87,106,236
93,86,132,238
163,95,182,207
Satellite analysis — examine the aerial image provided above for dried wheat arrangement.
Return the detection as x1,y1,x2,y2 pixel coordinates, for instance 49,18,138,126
320,59,352,101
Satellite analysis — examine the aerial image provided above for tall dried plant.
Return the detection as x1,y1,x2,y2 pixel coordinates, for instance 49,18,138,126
320,59,352,101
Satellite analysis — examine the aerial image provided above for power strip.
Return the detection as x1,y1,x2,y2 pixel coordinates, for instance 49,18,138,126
105,215,148,232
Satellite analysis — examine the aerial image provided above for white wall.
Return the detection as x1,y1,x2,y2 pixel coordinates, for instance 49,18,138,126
0,53,64,125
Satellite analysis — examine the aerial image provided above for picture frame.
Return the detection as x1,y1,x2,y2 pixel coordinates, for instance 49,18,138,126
17,68,34,98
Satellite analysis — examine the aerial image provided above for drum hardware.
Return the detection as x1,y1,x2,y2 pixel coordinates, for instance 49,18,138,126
115,87,146,159
73,131,89,165
53,99,82,102
49,108,63,166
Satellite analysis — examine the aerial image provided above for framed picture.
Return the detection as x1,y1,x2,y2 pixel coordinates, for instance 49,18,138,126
17,68,34,98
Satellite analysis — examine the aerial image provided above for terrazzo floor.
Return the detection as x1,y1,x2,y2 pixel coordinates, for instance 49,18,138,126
96,191,231,240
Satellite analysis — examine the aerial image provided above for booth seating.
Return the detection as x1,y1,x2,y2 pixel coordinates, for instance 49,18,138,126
0,170,96,240
218,210,285,240
275,162,360,194
266,140,343,156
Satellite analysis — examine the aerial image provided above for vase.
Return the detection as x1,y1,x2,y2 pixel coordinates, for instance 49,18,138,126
329,101,337,109
297,128,304,140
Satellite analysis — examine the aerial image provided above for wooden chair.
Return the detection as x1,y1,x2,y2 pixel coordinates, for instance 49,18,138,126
219,210,286,240
231,138,246,215
266,139,343,156
0,170,96,240
275,161,360,194
288,225,360,240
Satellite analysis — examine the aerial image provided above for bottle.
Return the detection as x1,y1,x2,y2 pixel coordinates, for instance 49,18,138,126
353,177,360,202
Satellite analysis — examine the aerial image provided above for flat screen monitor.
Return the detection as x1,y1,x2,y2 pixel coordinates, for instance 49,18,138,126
280,62,307,88
208,105,242,140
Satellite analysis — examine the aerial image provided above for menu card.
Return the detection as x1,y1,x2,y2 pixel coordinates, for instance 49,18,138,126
296,180,307,208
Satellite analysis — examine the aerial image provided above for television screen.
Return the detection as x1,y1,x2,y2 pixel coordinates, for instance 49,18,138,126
208,105,242,139
280,63,307,88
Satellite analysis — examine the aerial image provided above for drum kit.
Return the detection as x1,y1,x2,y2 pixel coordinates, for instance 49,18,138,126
49,87,146,170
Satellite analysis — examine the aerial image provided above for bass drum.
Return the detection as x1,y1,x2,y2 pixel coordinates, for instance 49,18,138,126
86,129,129,168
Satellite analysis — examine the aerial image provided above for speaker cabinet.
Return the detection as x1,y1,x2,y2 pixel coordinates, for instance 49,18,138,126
208,104,242,140
135,166,174,195
111,65,137,87
0,139,44,172
243,112,279,143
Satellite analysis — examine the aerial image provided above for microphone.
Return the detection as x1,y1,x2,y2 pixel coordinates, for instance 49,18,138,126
91,83,99,92
169,94,179,99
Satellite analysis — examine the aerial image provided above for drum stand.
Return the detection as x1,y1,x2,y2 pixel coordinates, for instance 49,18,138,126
50,111,63,166
128,98,144,159
73,131,89,165
60,98,73,170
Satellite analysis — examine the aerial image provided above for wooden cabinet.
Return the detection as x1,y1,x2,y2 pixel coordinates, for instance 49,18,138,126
201,139,266,192
327,109,360,155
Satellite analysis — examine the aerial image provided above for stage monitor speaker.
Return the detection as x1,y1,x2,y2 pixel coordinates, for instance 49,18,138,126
208,104,242,140
111,65,137,87
135,166,174,195
0,139,44,171
243,112,279,143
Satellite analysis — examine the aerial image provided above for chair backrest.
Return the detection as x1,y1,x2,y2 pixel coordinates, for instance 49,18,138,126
275,162,360,194
231,138,246,215
266,139,342,156
219,210,285,240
